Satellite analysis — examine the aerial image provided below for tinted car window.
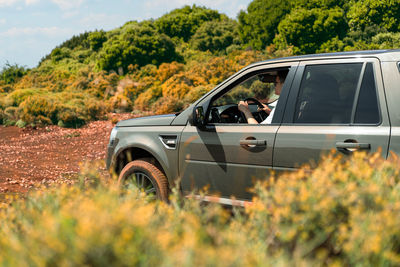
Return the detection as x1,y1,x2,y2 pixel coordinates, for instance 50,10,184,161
294,63,363,124
354,63,380,124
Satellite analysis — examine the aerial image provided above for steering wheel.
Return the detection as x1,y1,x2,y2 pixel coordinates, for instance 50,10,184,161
244,97,269,121
244,97,264,109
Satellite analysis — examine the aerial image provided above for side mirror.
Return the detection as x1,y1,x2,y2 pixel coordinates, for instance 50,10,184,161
192,106,206,128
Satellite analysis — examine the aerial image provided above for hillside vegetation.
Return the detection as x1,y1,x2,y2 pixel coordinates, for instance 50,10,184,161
1,1,400,127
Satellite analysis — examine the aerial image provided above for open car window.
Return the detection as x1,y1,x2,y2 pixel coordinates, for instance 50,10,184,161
208,70,283,124
212,74,277,107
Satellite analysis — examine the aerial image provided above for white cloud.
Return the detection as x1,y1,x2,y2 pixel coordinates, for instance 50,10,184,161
0,0,18,7
0,18,6,24
51,0,85,10
61,10,80,18
79,13,123,29
0,26,73,37
25,0,39,5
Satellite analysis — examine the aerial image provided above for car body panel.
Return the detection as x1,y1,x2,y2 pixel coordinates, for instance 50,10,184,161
117,114,176,127
381,61,400,156
108,126,185,187
273,125,390,168
179,124,278,199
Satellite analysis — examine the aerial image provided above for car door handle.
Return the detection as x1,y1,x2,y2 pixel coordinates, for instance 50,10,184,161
335,142,371,150
240,139,267,146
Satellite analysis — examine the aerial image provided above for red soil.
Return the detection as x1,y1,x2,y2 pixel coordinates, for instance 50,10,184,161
0,114,133,193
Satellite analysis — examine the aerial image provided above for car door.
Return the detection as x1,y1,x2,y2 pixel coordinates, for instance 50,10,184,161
273,58,390,173
179,61,299,201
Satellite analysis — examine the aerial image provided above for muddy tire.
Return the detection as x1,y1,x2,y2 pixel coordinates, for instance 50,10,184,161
118,159,169,201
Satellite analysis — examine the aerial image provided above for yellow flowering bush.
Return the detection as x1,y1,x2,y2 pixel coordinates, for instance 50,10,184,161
246,151,400,265
2,151,400,265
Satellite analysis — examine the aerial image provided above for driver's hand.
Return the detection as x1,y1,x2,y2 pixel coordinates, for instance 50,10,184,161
238,100,250,113
238,100,259,124
258,103,272,115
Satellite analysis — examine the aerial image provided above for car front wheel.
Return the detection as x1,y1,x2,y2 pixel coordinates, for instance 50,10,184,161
117,159,169,201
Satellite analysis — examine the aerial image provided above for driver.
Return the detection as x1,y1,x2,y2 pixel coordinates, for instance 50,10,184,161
238,70,288,124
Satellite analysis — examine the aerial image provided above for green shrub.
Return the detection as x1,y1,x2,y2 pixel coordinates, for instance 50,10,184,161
15,119,27,128
371,32,400,49
0,94,7,109
0,63,28,85
183,85,213,104
85,98,107,120
274,7,348,54
0,85,13,93
97,21,179,72
0,108,3,125
88,30,107,51
7,88,46,106
51,47,72,62
152,96,184,114
190,19,240,53
3,106,19,125
56,105,86,128
19,95,57,125
238,0,291,50
107,94,132,112
155,5,223,42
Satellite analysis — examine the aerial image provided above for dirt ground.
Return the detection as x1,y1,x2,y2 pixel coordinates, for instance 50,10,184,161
0,114,133,193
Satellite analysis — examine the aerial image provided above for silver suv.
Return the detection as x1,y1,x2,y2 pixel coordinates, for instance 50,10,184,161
106,50,400,205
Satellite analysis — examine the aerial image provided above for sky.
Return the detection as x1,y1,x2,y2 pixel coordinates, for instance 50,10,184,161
0,0,252,69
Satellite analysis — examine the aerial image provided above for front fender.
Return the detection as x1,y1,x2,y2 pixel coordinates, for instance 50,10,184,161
111,126,184,186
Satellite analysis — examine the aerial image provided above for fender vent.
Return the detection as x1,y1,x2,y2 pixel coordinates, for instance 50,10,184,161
159,135,177,149
398,62,400,73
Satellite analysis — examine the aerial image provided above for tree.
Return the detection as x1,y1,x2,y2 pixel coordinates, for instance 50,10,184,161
371,32,400,49
155,5,223,42
50,47,72,62
238,0,291,50
347,0,400,33
0,62,28,84
39,32,92,65
97,21,179,72
190,19,240,53
88,30,107,51
274,7,348,54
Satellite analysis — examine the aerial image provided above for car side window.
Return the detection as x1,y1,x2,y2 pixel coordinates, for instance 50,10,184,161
293,63,363,124
208,71,280,124
212,75,275,107
354,63,380,124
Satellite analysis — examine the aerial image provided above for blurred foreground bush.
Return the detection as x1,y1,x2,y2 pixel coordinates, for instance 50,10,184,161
2,151,400,266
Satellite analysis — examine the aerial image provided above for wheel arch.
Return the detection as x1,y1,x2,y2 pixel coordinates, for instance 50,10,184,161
112,145,173,188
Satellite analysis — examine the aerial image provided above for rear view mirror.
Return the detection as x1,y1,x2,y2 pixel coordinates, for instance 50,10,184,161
258,73,276,83
193,106,205,128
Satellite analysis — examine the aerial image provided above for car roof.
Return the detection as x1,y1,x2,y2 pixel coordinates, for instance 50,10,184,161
252,49,400,66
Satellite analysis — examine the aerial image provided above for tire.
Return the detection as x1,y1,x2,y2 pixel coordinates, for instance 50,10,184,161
117,159,169,201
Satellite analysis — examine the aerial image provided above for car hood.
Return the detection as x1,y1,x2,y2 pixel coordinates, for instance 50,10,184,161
116,114,177,127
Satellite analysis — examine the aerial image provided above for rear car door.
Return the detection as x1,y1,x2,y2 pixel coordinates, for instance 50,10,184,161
273,58,390,172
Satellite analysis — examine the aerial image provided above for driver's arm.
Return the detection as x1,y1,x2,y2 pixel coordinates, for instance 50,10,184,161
238,101,259,124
